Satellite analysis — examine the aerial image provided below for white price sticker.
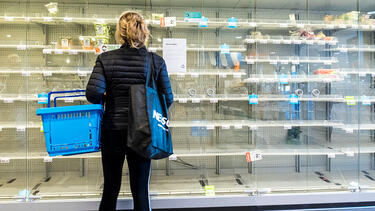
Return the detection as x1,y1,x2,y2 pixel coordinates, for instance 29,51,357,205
177,73,185,78
296,24,305,28
16,126,26,132
345,151,355,157
247,39,255,43
294,40,302,44
0,158,10,164
339,24,347,28
247,60,255,64
222,125,230,129
245,150,263,162
359,73,366,77
279,23,288,28
233,73,242,78
283,40,292,44
284,125,292,130
317,40,325,45
306,40,314,45
64,98,74,103
234,125,243,129
3,98,14,103
17,45,26,50
345,128,354,133
43,157,53,162
64,17,72,22
168,154,177,161
250,125,258,130
69,50,78,55
270,60,277,65
0,127,2,131
43,71,52,76
259,39,268,44
340,48,348,53
327,153,336,158
178,98,187,103
55,49,63,54
219,73,227,78
43,17,52,22
362,25,370,30
191,73,199,78
43,49,52,54
323,61,332,65
191,98,200,103
272,40,281,44
351,24,358,29
281,60,289,65
206,125,215,130
249,22,257,27
209,99,218,103
163,17,177,27
292,60,300,64
77,71,87,77
21,71,30,77
326,24,335,29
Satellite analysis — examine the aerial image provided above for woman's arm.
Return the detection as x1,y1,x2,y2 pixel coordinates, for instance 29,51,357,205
86,55,106,104
157,59,174,108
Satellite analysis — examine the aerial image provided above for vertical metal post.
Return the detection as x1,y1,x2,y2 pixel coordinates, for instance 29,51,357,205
247,162,253,174
215,156,220,175
166,159,171,176
326,156,331,172
295,155,301,172
81,158,85,177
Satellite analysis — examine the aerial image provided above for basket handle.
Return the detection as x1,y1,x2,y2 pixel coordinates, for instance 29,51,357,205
48,90,85,108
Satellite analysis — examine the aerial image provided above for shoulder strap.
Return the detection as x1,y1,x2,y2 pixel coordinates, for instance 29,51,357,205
146,52,157,90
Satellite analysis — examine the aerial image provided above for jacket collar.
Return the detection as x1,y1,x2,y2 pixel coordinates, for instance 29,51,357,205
120,43,148,54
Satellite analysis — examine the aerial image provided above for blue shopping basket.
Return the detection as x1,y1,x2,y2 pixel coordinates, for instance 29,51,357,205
36,90,103,156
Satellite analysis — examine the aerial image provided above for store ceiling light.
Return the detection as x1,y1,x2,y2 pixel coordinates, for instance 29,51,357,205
45,2,58,15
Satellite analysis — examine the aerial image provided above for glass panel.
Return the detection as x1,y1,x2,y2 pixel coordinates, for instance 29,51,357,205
0,1,28,201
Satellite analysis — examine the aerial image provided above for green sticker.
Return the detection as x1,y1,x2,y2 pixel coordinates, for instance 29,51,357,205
205,185,215,196
345,96,356,106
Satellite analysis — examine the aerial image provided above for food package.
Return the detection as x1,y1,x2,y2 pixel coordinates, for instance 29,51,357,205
95,24,110,37
250,31,263,39
60,37,71,49
313,69,336,75
324,15,334,22
315,31,326,39
79,36,95,50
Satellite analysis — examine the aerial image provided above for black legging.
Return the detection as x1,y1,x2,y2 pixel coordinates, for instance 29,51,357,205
99,128,151,211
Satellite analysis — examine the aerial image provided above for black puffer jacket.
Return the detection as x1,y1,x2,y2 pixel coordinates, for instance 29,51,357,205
86,44,174,130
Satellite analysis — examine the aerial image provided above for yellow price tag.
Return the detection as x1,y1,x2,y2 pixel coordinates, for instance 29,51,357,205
345,96,356,106
40,122,44,133
205,185,215,196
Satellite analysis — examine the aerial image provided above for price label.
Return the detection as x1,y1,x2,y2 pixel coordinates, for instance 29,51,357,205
249,94,259,105
247,60,255,64
69,50,78,55
64,17,72,22
21,71,30,76
55,49,63,54
323,61,332,65
43,49,52,54
0,127,3,132
222,125,230,129
64,98,74,103
191,73,199,78
43,17,53,22
345,151,355,157
17,45,26,50
77,71,87,77
191,98,200,103
362,25,370,30
279,23,288,28
294,40,302,44
205,185,215,196
43,71,52,76
270,60,277,65
284,125,292,130
340,48,348,53
249,22,257,27
359,72,366,77
259,39,268,44
198,17,208,28
3,99,14,103
339,24,347,28
306,40,314,45
219,73,227,78
272,40,281,44
16,126,26,132
245,150,263,162
329,41,337,45
234,125,243,129
345,128,354,133
351,24,358,29
43,157,53,162
209,98,218,103
206,125,215,130
283,40,292,44
296,24,305,28
361,96,371,106
233,73,242,78
327,153,336,158
178,98,187,103
168,154,177,161
281,60,289,65
161,17,177,27
177,73,185,78
345,96,356,106
292,60,300,65
250,125,258,130
247,39,255,43
0,158,10,164
227,17,238,28
326,24,335,29
317,40,325,45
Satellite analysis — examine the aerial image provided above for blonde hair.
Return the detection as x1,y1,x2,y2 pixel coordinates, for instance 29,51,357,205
115,11,149,48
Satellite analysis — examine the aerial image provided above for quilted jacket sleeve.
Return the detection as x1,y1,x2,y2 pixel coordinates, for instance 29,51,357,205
157,59,174,108
86,55,106,104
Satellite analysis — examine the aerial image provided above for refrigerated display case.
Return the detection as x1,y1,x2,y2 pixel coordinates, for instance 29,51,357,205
1,0,375,209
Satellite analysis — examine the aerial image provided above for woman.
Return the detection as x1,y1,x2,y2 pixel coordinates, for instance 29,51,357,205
86,11,173,211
